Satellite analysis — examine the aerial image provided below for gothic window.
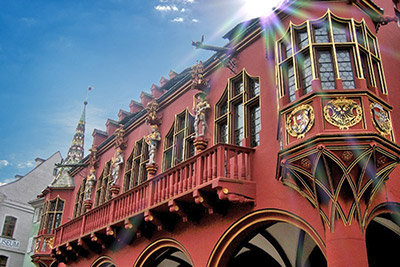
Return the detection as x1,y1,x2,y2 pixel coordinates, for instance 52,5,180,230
215,70,261,147
163,110,195,171
0,256,7,267
277,10,387,102
123,138,149,192
2,216,16,238
94,161,112,207
73,179,86,218
39,197,64,234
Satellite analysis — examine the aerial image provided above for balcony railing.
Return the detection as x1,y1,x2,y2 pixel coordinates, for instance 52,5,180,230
53,143,254,247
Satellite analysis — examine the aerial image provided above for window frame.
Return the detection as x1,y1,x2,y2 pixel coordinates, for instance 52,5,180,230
215,69,261,147
1,216,17,238
162,109,195,171
73,178,86,218
39,197,64,234
94,161,112,207
123,138,149,192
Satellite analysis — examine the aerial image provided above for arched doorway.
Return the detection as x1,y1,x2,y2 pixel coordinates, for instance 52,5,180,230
208,209,326,266
366,212,400,267
91,256,116,267
135,239,193,267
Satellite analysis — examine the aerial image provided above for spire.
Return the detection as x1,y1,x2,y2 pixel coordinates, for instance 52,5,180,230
49,87,92,188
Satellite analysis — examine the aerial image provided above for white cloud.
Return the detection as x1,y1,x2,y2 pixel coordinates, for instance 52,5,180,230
17,161,34,169
172,17,184,22
183,0,195,3
155,5,178,11
155,5,171,11
192,18,199,23
181,8,185,12
0,160,9,168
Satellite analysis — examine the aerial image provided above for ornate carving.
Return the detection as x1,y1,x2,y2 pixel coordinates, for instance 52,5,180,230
341,151,354,162
191,61,208,90
114,125,127,149
370,103,392,136
145,100,162,126
286,104,314,139
301,158,312,170
323,97,362,130
88,145,98,168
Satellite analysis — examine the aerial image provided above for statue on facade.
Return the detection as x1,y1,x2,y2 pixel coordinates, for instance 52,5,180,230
145,125,161,165
193,92,210,137
111,148,124,185
84,167,97,201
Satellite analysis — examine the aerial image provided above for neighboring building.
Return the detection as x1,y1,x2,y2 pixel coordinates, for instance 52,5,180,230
32,1,400,266
22,197,46,267
0,152,61,267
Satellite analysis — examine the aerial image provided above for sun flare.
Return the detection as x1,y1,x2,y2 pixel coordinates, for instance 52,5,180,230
240,0,285,19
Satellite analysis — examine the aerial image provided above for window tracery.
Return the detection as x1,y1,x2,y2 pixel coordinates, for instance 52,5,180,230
94,161,112,207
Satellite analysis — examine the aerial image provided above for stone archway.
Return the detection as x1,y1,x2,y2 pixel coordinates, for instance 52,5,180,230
134,238,193,267
208,209,326,267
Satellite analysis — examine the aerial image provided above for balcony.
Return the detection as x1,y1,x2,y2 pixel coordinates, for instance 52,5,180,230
51,143,255,263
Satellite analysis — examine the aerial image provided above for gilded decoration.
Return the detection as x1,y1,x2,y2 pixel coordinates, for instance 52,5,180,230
286,104,314,139
323,97,362,130
370,103,392,136
191,61,208,90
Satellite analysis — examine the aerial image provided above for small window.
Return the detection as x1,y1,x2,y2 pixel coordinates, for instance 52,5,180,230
2,216,17,238
337,49,355,89
296,29,309,50
0,256,8,267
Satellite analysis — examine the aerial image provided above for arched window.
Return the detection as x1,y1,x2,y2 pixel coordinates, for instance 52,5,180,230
0,256,8,267
73,178,86,218
123,138,149,192
1,216,16,238
39,197,64,234
163,109,195,171
277,10,387,103
215,69,260,147
94,161,112,207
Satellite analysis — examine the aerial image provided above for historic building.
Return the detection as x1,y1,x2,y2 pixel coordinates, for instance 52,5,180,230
32,0,400,266
0,152,61,267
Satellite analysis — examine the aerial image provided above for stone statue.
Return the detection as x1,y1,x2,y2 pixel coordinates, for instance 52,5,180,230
145,125,161,164
194,92,210,137
84,167,96,201
111,148,124,185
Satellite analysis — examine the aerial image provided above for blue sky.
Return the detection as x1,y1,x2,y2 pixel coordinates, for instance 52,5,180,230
0,0,282,184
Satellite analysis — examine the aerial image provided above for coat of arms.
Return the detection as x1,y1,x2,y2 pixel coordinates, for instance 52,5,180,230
323,97,362,130
286,104,314,139
370,103,392,136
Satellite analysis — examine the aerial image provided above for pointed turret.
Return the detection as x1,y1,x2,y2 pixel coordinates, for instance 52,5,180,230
49,101,87,188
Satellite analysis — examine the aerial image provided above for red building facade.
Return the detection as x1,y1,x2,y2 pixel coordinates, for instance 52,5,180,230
32,1,400,266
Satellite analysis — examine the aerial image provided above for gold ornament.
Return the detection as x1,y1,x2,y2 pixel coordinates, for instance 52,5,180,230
323,97,362,130
286,104,314,139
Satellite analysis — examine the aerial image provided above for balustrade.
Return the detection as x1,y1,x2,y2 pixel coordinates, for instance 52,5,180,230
53,143,253,247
